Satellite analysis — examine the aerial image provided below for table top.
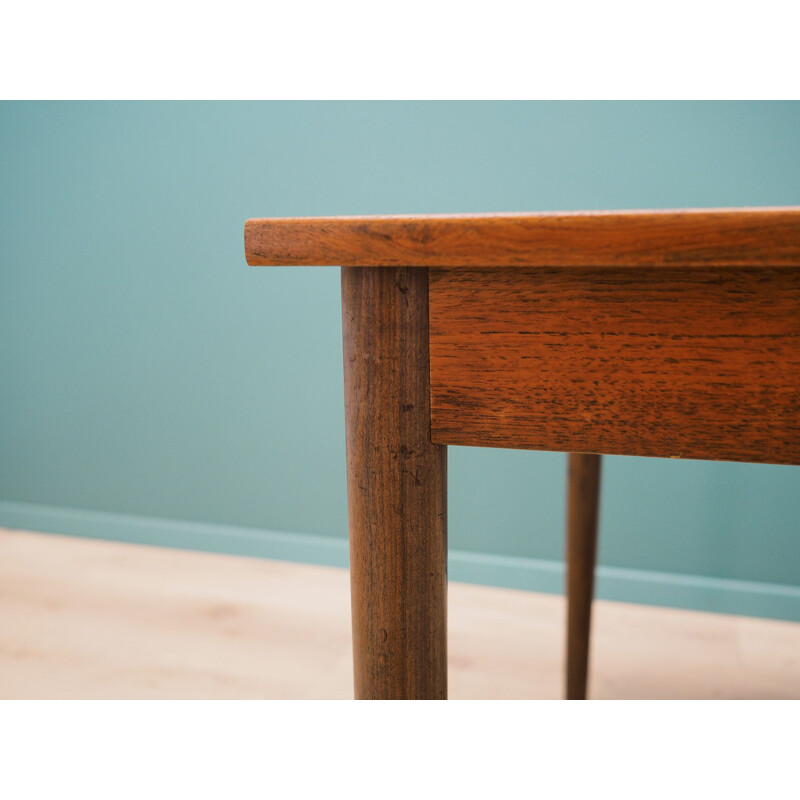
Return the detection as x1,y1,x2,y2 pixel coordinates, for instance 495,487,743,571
245,206,800,268
245,206,800,464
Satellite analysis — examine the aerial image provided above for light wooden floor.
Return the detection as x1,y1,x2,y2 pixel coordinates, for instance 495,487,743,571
1,527,798,699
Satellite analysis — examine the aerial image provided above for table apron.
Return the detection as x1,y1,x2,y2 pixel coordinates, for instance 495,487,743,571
428,266,800,465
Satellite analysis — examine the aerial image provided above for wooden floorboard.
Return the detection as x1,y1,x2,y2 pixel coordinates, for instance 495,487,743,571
1,528,798,699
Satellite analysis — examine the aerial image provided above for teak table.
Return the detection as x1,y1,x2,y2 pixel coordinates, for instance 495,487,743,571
244,207,800,700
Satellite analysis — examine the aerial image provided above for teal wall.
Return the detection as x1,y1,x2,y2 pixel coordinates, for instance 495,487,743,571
2,102,799,618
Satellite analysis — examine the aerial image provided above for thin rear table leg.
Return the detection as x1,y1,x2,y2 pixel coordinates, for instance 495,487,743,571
566,452,602,700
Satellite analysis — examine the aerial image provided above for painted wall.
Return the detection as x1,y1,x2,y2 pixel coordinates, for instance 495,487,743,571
2,102,799,618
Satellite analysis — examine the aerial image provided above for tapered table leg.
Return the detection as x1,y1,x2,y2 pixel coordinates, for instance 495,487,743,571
566,452,602,700
341,266,447,700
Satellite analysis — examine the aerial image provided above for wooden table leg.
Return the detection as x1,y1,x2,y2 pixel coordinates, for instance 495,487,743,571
566,452,602,700
341,266,448,700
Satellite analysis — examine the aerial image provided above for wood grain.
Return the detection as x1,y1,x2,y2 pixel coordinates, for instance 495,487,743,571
429,266,800,464
566,453,602,700
341,266,447,699
245,207,800,268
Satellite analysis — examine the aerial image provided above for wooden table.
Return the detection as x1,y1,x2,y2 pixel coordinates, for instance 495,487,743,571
244,207,800,700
